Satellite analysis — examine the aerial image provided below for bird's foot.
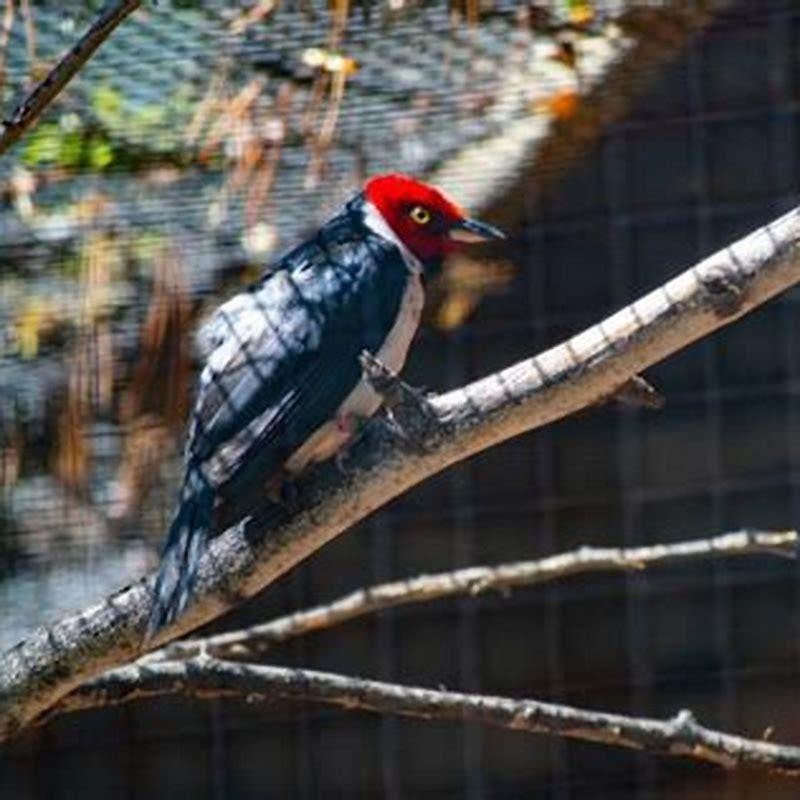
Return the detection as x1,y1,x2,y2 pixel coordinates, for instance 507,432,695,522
266,472,301,511
335,447,351,476
359,350,441,453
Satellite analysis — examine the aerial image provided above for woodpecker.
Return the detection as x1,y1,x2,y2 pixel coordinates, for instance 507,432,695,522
147,174,505,636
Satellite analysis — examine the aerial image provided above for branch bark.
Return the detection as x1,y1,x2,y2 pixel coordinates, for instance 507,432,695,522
0,0,142,157
3,207,800,741
51,658,800,778
147,529,798,662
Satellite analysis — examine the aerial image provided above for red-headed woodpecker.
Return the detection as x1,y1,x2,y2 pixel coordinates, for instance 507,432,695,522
147,173,505,635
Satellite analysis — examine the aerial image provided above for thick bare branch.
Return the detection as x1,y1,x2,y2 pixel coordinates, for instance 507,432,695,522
3,207,800,740
148,529,798,663
53,658,800,778
0,0,141,157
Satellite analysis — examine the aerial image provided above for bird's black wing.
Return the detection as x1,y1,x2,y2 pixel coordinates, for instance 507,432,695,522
188,217,409,499
147,217,409,635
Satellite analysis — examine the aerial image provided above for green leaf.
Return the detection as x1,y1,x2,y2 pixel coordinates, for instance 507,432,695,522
88,139,114,169
58,131,84,167
21,123,62,166
91,84,124,126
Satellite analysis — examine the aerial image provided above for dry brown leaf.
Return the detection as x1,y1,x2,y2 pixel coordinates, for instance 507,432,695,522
536,89,580,120
550,37,578,70
113,251,192,518
0,425,23,488
53,372,89,493
229,0,278,35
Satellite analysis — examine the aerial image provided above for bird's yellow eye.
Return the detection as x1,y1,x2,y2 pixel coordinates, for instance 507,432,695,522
409,206,431,225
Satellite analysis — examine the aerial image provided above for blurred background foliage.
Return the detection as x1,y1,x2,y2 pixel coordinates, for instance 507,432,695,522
10,2,800,799
0,0,639,606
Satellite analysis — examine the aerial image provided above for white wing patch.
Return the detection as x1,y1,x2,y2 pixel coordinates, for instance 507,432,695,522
195,292,268,362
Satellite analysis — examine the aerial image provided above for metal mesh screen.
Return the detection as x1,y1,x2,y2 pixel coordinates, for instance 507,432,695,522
2,1,800,798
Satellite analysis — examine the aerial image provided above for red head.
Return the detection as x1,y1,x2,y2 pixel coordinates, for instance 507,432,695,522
364,174,504,264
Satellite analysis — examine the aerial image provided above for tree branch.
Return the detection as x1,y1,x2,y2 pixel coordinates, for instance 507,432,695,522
51,658,800,778
146,529,797,663
3,207,800,741
0,0,142,157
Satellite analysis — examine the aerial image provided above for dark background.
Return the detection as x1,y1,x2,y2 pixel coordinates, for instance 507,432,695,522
3,2,800,798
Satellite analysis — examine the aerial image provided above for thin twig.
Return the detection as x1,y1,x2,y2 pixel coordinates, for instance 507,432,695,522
146,529,797,662
3,207,800,741
19,0,35,78
0,0,141,157
229,0,279,35
0,0,16,95
54,658,800,778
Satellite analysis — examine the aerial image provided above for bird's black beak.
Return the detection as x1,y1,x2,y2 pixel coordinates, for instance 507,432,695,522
449,217,506,243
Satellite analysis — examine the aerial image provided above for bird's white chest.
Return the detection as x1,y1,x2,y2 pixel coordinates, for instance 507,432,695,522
343,269,425,415
285,271,425,473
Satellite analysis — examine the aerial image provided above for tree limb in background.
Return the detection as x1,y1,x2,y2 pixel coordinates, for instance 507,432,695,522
51,658,800,779
147,529,798,662
3,206,800,741
0,0,142,157
37,528,800,777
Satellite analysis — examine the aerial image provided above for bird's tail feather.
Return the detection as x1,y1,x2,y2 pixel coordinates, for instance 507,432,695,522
146,469,215,639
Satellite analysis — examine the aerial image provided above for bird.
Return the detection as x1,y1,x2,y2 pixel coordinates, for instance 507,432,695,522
146,173,505,636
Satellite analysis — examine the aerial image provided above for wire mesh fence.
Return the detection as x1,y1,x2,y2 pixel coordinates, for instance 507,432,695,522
2,1,800,798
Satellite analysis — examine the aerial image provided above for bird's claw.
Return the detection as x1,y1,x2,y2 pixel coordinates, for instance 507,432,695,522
379,407,430,454
359,350,440,452
266,475,300,511
335,447,351,476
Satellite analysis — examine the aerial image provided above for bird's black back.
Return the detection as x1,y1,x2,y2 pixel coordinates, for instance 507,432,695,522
187,193,411,519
